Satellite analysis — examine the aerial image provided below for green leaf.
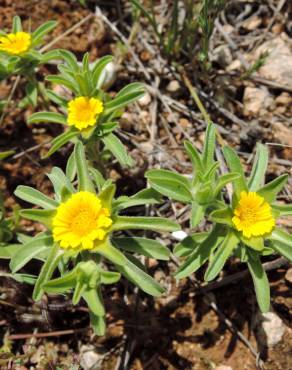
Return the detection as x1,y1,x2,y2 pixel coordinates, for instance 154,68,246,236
15,185,58,209
190,202,205,228
112,237,170,260
12,16,22,33
113,188,161,211
112,216,180,232
66,150,76,182
104,82,144,113
95,240,126,266
89,167,105,190
202,123,216,167
0,150,15,160
241,235,264,251
269,228,292,261
223,146,248,197
46,75,79,94
43,270,77,293
248,143,268,191
83,287,105,316
272,203,292,216
28,111,67,125
174,225,224,279
74,141,95,192
115,256,164,296
98,184,116,210
47,167,74,201
146,169,192,202
92,55,114,88
214,173,240,197
209,208,233,226
184,141,203,174
40,49,62,63
0,244,22,259
247,250,270,313
33,244,62,301
173,232,208,257
32,20,57,45
99,270,121,285
58,49,79,72
257,174,288,203
204,231,239,281
102,133,134,167
20,209,56,228
90,312,106,336
10,235,53,273
46,90,68,109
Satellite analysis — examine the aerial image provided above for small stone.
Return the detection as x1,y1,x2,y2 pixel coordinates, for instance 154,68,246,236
211,45,233,68
254,35,292,86
215,366,233,370
285,268,292,286
243,86,273,117
166,80,180,93
256,311,286,347
138,92,151,107
172,230,188,241
80,345,102,370
242,16,262,31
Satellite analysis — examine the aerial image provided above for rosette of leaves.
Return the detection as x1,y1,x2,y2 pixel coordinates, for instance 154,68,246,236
11,141,179,334
174,142,291,312
146,123,240,228
0,16,60,107
28,51,144,166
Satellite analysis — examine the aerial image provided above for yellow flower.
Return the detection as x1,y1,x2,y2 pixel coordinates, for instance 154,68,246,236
0,32,31,55
67,96,104,131
232,191,275,238
52,191,112,250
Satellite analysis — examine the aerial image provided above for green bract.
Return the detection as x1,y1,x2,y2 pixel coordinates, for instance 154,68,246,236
12,141,179,335
28,50,144,165
147,124,291,313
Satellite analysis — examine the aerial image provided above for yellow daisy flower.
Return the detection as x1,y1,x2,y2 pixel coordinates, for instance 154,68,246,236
0,32,31,55
52,191,112,250
232,191,275,239
67,96,104,131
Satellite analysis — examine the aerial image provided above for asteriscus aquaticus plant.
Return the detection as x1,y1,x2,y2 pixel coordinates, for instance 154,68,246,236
67,96,104,131
52,191,112,250
0,32,31,55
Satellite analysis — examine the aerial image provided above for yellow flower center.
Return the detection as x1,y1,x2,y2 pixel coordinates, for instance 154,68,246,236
52,191,112,250
67,96,104,131
0,32,31,55
232,191,275,239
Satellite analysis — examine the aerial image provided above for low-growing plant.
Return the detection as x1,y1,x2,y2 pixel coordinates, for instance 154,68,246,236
131,0,227,67
11,141,179,334
28,50,144,165
147,123,292,312
0,16,60,108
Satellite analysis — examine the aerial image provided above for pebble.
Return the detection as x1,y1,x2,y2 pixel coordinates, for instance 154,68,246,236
80,345,102,370
215,366,233,370
166,80,180,93
138,92,151,107
255,311,286,347
285,268,292,286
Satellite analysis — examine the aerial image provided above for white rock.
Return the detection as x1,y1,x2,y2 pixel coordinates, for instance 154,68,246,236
254,35,292,86
256,311,286,347
138,92,151,107
80,345,102,370
166,80,180,93
172,230,188,241
215,366,233,370
243,86,273,117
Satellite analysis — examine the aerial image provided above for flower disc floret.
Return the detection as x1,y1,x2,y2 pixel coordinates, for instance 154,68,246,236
232,191,275,238
53,191,112,250
67,96,104,131
0,32,31,55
